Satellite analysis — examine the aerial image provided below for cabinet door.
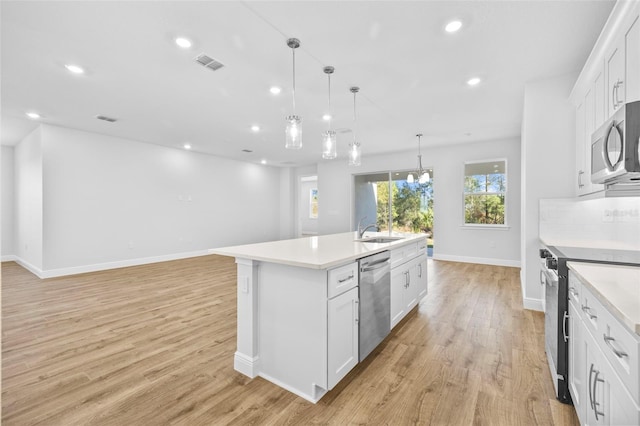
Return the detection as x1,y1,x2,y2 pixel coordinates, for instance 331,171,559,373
576,102,587,196
405,262,419,312
625,15,640,104
606,40,625,118
585,331,607,426
569,301,587,425
390,266,407,329
415,255,428,301
327,286,358,389
594,70,605,128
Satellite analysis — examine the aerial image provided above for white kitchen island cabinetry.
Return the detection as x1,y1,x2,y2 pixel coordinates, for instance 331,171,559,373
390,239,428,329
567,263,640,425
212,231,427,403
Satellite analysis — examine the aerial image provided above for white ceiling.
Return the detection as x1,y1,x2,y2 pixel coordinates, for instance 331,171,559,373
1,1,614,167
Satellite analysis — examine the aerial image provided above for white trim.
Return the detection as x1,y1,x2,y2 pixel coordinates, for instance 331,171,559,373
9,250,211,279
460,224,511,230
432,253,520,268
258,372,326,404
234,352,260,378
1,254,18,262
523,297,544,312
11,257,45,278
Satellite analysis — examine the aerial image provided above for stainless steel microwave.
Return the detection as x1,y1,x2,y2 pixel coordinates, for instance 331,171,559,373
591,100,640,185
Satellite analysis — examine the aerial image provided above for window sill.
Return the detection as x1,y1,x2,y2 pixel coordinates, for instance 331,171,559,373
460,224,510,231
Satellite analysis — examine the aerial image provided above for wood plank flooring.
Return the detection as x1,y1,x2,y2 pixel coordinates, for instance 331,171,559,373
1,256,579,425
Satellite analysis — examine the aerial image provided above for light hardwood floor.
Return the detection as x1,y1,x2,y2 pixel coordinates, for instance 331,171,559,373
2,256,579,425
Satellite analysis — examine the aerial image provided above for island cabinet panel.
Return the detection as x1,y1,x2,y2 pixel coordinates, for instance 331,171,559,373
328,286,359,389
390,244,428,329
257,263,329,399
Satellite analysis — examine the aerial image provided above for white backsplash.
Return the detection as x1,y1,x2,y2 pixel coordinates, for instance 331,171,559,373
540,197,640,250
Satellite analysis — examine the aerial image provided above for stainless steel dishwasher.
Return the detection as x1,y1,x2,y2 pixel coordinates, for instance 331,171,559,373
358,250,391,361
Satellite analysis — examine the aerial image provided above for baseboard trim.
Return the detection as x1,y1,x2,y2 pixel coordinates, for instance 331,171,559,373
1,254,18,262
432,253,521,268
523,297,544,312
10,256,46,278
6,250,211,279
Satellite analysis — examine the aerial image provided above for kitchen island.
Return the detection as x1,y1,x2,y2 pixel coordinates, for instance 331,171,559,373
211,231,428,402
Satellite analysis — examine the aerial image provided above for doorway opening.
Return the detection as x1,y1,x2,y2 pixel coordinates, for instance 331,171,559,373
299,175,318,237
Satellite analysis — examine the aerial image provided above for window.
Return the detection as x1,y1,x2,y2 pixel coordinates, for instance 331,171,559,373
309,189,318,219
464,160,506,225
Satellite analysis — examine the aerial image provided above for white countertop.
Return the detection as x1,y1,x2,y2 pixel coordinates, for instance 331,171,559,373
210,232,427,270
540,237,639,251
568,262,640,336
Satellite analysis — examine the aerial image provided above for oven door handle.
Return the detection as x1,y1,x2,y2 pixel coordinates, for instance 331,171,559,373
539,270,546,286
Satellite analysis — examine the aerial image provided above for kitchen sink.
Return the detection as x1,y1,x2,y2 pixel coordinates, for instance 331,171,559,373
355,236,404,243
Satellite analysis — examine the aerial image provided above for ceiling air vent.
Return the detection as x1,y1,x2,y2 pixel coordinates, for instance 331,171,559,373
195,53,225,72
242,149,253,153
96,115,117,122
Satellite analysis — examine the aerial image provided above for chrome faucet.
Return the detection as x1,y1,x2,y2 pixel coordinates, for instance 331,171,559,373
357,217,378,239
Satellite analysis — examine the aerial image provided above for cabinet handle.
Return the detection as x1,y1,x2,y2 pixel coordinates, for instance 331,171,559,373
616,79,624,107
578,170,584,188
593,369,605,420
569,287,579,298
588,363,595,410
603,334,628,358
562,312,569,343
338,274,354,284
582,305,597,320
418,263,423,278
613,82,618,110
354,299,359,324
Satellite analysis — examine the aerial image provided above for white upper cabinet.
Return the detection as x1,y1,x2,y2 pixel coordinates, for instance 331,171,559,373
570,1,640,197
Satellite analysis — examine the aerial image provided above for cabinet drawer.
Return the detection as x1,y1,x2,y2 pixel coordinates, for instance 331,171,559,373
598,303,640,406
390,242,421,269
581,283,640,406
568,275,582,309
328,262,358,299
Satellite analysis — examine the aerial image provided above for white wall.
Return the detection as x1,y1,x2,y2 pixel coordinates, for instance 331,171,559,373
2,146,15,258
521,73,577,310
13,127,44,272
11,124,282,276
318,137,522,266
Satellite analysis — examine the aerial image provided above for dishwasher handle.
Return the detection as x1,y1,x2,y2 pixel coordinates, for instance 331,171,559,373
361,259,390,272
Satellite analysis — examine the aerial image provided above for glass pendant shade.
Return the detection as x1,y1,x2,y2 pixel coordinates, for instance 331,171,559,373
348,142,361,166
285,114,302,149
407,173,415,183
322,130,337,159
419,172,430,184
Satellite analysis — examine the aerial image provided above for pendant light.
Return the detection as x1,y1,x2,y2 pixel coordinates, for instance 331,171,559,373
408,133,429,184
321,66,337,159
285,38,302,149
348,86,361,166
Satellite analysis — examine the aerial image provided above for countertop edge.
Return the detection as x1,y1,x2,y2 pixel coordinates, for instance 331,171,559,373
567,261,640,337
209,233,426,270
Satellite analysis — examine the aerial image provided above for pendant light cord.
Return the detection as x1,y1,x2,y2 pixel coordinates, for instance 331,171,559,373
327,73,331,130
292,47,296,114
353,90,357,143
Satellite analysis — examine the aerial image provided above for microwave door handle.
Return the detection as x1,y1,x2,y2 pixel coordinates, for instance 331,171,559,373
602,121,616,171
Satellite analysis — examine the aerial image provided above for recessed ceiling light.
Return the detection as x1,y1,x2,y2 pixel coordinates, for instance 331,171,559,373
467,77,481,86
183,143,192,150
65,64,85,74
322,114,331,121
445,20,463,33
26,112,41,119
251,125,260,132
175,37,192,49
261,159,267,165
270,86,282,95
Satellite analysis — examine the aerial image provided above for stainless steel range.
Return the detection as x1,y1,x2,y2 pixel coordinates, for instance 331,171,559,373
539,243,640,405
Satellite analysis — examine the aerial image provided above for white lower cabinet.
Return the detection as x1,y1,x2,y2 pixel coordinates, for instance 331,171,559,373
390,251,428,329
569,298,587,423
568,270,640,426
327,286,359,389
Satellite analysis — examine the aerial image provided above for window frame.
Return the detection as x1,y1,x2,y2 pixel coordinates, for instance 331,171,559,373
462,158,508,228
